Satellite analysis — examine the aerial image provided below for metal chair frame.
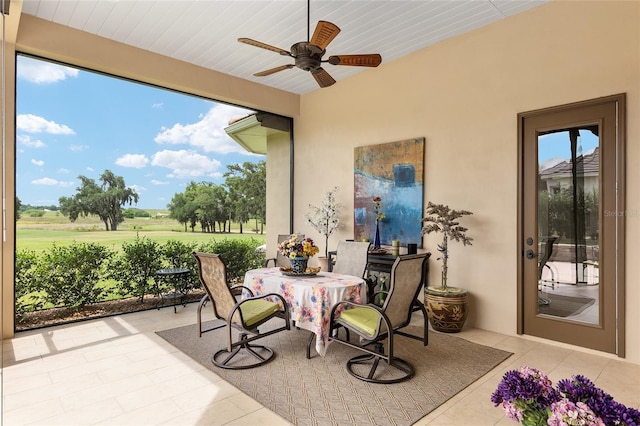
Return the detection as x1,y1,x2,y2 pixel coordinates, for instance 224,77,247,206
193,252,291,370
328,253,429,384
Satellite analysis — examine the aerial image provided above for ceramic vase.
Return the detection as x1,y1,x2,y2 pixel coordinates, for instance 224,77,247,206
290,256,308,274
374,221,381,248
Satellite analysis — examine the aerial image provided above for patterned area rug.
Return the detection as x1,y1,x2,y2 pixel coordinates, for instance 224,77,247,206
156,321,512,425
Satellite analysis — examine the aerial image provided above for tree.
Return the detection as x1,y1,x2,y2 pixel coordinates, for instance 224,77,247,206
225,161,266,233
15,197,22,220
59,169,139,231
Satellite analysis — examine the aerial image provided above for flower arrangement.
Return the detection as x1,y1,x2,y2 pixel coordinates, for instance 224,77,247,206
421,201,473,290
278,234,319,259
305,186,342,257
491,366,640,426
373,196,386,222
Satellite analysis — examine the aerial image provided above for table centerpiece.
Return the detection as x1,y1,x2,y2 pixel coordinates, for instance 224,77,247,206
278,234,320,274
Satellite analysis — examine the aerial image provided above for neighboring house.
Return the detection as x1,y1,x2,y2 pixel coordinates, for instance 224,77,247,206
539,147,599,196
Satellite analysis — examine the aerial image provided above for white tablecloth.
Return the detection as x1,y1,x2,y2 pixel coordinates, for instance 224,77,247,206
243,267,366,356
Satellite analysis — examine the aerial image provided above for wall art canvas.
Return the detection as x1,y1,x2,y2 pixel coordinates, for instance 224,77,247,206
354,137,425,248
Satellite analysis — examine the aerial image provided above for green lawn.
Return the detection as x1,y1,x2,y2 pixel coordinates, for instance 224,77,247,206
16,211,266,252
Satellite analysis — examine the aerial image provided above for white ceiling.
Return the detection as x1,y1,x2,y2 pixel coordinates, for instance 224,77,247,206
20,0,547,95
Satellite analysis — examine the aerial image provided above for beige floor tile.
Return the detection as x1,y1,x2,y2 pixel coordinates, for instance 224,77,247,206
31,398,124,425
2,395,66,425
223,408,292,426
3,302,639,425
95,399,185,425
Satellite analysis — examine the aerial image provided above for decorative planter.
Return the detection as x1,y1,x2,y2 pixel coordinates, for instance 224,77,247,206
316,256,329,272
290,256,309,274
424,285,469,333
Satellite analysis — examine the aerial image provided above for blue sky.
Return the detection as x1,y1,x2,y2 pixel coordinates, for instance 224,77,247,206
16,55,262,210
538,129,599,170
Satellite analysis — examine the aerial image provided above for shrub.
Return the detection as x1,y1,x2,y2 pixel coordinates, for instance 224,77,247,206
198,238,264,283
123,208,151,219
15,250,47,319
162,239,199,289
25,209,45,217
108,235,163,302
38,242,113,308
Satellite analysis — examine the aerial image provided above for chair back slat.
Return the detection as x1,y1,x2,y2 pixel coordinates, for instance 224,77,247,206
333,241,371,278
383,253,430,328
193,252,240,323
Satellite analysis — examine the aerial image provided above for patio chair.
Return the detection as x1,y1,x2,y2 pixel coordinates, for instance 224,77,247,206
327,253,429,384
193,252,291,369
332,240,371,278
264,234,304,268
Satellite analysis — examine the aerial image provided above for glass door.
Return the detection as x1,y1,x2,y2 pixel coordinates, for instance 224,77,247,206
519,95,625,355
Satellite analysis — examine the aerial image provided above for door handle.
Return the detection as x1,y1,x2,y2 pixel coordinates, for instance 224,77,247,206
526,249,535,260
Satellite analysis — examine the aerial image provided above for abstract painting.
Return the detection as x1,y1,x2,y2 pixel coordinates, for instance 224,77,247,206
354,137,425,248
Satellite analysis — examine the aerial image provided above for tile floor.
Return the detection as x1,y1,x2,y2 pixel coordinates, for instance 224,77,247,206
2,302,639,425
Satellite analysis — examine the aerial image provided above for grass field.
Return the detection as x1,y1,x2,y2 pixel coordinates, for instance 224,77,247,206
16,210,266,252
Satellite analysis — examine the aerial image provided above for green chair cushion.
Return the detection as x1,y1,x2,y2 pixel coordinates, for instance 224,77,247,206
339,307,380,338
240,299,280,327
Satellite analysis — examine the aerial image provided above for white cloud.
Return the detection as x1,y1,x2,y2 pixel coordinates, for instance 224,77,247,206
151,179,169,185
115,153,149,168
86,167,94,172
31,159,45,166
18,134,46,148
154,104,253,154
17,56,79,84
32,177,74,187
17,114,75,135
58,168,70,174
151,149,222,179
152,103,163,109
129,184,146,192
70,145,88,152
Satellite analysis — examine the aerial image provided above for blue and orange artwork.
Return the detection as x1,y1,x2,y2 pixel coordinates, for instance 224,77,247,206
354,137,425,248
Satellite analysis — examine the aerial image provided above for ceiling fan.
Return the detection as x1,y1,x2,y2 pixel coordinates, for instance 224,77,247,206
238,1,382,88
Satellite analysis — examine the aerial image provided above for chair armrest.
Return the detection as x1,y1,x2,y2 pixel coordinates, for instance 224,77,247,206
230,284,253,297
264,257,277,267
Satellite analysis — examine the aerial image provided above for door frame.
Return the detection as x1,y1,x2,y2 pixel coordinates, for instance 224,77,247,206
516,93,626,357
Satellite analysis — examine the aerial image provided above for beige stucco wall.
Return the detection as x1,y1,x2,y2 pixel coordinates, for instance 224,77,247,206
293,0,639,363
1,0,638,364
265,131,291,260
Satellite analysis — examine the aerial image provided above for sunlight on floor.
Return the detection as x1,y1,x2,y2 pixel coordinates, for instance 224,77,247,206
3,302,638,425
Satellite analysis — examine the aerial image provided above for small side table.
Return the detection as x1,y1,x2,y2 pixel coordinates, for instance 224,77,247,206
156,268,190,313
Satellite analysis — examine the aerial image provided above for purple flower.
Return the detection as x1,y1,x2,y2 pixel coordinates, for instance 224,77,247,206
492,367,640,426
491,366,560,424
557,374,640,425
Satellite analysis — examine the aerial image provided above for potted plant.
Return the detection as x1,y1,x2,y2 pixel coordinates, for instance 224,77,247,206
305,186,342,270
421,201,473,333
277,234,320,274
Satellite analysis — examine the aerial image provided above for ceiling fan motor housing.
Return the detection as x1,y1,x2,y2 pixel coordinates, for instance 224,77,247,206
291,42,324,72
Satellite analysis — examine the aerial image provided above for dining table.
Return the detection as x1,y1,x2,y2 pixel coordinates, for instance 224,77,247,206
242,267,366,357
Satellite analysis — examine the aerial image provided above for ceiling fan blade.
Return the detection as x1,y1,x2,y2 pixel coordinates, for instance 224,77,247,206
238,38,290,56
328,54,382,67
311,67,336,88
254,64,295,77
310,21,340,50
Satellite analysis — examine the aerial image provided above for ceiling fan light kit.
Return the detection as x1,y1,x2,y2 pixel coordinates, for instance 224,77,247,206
238,6,382,88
